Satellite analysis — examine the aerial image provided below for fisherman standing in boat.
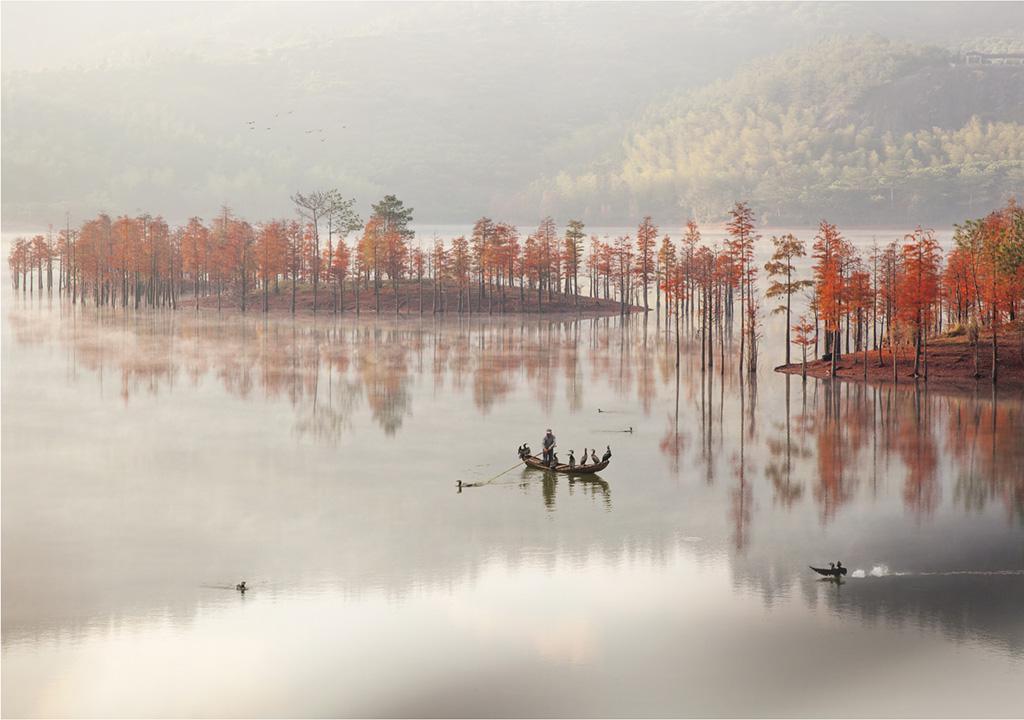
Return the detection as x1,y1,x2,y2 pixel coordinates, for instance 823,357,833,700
542,428,556,467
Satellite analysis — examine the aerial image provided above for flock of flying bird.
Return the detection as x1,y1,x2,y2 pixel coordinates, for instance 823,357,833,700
243,112,346,141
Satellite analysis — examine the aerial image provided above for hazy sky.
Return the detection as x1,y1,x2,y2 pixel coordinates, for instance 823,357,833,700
1,2,392,71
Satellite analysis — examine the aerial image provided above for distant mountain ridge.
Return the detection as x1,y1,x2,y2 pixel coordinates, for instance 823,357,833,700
3,3,1024,230
527,35,1024,227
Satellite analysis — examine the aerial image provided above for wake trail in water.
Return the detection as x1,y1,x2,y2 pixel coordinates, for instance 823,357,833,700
850,564,1023,578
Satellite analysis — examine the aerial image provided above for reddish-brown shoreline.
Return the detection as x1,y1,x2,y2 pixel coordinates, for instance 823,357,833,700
775,328,1024,394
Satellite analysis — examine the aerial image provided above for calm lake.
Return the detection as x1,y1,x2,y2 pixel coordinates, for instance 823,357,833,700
2,228,1023,718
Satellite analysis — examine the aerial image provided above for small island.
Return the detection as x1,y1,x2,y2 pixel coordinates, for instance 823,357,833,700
7,196,1022,398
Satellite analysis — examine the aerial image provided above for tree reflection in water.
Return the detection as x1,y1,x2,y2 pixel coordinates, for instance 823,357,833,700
764,375,808,508
10,299,1024,526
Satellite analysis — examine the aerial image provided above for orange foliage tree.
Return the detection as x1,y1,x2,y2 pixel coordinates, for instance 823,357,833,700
897,227,942,377
811,220,848,376
635,216,657,312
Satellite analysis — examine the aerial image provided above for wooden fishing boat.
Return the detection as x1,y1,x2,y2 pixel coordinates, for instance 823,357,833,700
810,563,847,577
522,454,609,474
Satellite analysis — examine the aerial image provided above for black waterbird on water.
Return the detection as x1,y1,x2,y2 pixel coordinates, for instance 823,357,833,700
236,581,247,592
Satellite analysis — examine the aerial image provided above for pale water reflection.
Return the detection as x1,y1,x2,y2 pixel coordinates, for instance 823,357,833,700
2,290,1022,718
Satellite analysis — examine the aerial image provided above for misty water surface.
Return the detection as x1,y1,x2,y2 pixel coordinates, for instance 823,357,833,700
2,277,1022,717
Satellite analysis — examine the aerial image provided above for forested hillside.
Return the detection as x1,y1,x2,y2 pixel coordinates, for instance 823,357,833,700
3,3,1024,228
529,35,1024,227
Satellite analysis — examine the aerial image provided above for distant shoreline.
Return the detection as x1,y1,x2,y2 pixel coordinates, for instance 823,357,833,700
774,329,1024,395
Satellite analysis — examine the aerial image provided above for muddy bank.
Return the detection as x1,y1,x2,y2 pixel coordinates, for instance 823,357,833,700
775,328,1024,395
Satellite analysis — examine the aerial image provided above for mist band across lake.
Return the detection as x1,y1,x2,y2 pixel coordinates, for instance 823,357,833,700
2,280,1022,717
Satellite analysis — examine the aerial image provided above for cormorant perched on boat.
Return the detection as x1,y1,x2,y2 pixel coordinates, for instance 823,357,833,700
581,448,589,466
568,450,576,469
602,445,612,462
591,449,599,464
236,581,247,592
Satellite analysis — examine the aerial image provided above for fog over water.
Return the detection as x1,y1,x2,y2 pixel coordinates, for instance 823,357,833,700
3,244,1022,715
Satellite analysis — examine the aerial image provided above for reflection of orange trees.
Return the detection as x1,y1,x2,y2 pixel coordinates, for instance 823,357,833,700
794,380,1022,525
659,347,697,476
562,325,584,414
522,323,559,414
810,382,860,523
636,345,656,416
947,397,1024,522
473,327,517,414
729,377,759,553
764,379,808,509
596,318,644,400
356,328,413,436
693,353,742,488
658,339,694,476
659,422,688,475
731,478,754,553
58,310,183,405
6,304,54,347
894,391,941,520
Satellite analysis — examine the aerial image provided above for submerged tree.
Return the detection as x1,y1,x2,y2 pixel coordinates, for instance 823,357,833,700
727,202,760,374
897,226,942,378
636,216,658,312
791,313,817,379
764,233,811,365
564,219,586,305
812,219,849,377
